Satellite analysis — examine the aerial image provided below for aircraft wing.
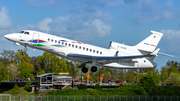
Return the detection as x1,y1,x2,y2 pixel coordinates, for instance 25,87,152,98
67,54,153,63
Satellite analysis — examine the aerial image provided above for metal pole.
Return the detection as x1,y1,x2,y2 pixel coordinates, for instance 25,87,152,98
8,70,9,81
139,96,140,101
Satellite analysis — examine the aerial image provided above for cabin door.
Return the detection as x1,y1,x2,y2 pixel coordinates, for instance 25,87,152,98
32,32,39,47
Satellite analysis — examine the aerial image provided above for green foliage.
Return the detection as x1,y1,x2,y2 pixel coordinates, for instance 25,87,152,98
119,83,123,87
36,51,68,73
0,76,2,85
146,68,160,84
3,84,20,95
153,86,180,95
19,69,34,78
78,84,87,89
164,73,180,85
160,67,169,82
0,62,8,79
24,80,32,91
14,50,34,72
94,83,102,90
139,75,155,95
38,69,46,75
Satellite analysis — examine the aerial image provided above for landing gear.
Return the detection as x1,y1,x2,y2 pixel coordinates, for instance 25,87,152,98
22,46,27,55
81,67,88,73
22,52,25,55
91,66,97,72
79,63,98,73
79,63,89,73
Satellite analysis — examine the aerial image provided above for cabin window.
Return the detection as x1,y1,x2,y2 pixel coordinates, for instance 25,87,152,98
69,44,71,47
48,38,50,41
58,41,60,44
97,51,99,54
62,42,64,45
90,49,92,52
55,40,57,43
83,47,85,50
86,48,88,51
65,43,67,46
100,52,102,54
76,45,78,48
72,45,74,47
93,50,95,53
51,39,53,42
79,46,81,49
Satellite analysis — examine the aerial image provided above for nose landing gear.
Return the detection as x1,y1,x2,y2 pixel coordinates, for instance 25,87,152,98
22,46,27,55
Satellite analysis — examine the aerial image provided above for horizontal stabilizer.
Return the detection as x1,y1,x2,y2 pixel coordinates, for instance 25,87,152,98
150,48,160,56
158,52,174,57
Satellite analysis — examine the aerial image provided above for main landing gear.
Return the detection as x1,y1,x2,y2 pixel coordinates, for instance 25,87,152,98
79,63,98,73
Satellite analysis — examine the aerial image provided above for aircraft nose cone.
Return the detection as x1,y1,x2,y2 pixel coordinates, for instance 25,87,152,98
4,34,14,41
4,34,10,39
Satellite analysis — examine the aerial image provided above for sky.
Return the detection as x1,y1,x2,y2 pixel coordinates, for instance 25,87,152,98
0,0,179,71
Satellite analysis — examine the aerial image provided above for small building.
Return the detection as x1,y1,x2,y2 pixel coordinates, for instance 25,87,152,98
35,73,53,90
34,73,72,90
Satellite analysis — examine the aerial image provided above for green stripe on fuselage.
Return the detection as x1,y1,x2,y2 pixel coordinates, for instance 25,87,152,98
33,44,44,46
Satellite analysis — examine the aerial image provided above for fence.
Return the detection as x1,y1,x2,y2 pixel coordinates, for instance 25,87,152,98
1,95,180,101
0,94,11,101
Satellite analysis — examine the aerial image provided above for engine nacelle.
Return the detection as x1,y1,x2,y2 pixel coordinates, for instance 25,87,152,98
109,41,127,50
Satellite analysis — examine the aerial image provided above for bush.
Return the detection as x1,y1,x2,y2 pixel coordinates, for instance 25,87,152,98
119,83,123,87
94,84,102,90
24,80,32,91
139,75,155,95
78,84,87,89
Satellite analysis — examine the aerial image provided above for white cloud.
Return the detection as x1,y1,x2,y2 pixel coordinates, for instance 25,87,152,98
0,6,12,29
159,29,180,54
123,0,175,24
37,18,53,33
161,29,180,39
90,19,111,36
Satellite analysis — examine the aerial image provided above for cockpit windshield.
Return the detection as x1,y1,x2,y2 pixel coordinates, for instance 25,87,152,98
19,31,29,35
19,31,24,33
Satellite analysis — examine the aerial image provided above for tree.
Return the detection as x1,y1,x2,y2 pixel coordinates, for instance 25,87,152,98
24,80,32,91
19,69,34,78
66,60,81,79
37,51,68,73
160,67,169,82
146,68,160,84
13,49,34,72
0,62,8,79
30,56,41,75
7,63,19,78
0,49,15,65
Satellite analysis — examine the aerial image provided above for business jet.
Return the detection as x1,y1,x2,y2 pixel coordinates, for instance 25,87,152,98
4,30,173,73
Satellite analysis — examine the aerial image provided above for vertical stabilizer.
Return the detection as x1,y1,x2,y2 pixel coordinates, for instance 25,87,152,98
135,31,163,52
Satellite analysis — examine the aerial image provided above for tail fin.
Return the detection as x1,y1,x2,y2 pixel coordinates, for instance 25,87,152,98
135,31,163,52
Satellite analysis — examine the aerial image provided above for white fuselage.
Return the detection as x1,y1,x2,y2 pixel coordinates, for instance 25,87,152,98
4,30,157,69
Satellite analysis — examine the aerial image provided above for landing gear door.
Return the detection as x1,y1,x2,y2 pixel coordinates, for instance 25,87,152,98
32,32,39,47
